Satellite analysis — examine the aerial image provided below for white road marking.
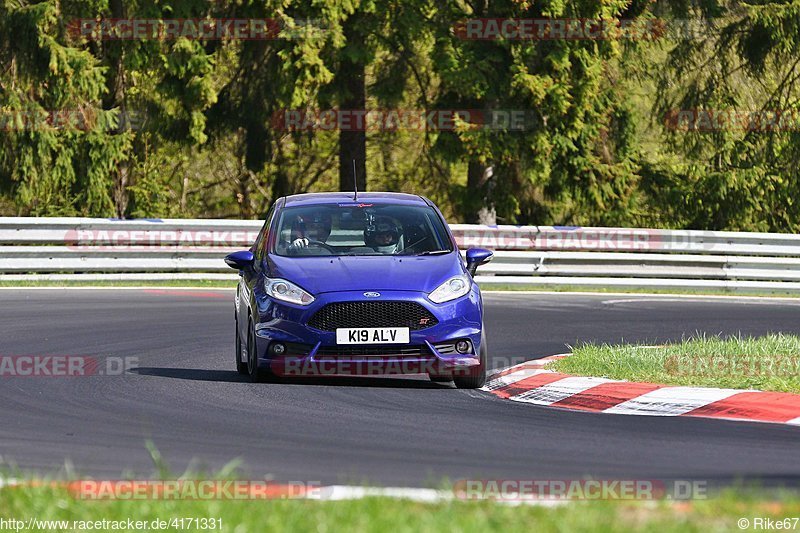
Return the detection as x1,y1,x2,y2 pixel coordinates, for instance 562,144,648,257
511,376,619,405
604,387,743,416
320,485,446,502
320,486,565,506
484,354,572,390
602,297,800,306
485,357,800,426
483,290,800,303
484,368,555,391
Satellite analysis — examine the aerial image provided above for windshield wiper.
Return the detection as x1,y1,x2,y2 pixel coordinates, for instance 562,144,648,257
414,250,451,256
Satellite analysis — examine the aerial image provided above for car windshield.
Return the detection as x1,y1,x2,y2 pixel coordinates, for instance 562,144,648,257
273,203,454,257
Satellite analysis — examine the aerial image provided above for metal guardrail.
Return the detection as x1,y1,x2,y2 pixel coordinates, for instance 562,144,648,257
1,217,800,292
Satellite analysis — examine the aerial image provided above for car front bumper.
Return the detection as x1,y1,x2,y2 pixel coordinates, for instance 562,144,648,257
251,286,484,376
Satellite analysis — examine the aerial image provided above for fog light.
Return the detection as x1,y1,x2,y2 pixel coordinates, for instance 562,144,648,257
455,340,471,354
271,343,286,355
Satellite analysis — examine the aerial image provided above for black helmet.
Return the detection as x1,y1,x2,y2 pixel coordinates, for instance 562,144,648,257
364,216,400,247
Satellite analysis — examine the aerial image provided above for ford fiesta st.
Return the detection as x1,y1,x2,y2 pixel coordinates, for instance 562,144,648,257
224,192,494,388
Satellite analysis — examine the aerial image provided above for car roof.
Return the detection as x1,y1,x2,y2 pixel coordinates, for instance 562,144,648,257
282,192,428,207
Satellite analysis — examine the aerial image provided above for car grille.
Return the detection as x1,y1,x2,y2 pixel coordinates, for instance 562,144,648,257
315,344,432,357
307,301,438,331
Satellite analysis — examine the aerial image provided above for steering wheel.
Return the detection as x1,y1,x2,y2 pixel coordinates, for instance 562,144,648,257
304,240,337,253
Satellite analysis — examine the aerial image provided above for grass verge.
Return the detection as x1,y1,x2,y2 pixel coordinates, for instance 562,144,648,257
549,334,800,393
2,479,800,532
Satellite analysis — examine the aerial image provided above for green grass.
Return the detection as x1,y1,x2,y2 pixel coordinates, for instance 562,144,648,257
2,478,800,532
549,334,800,393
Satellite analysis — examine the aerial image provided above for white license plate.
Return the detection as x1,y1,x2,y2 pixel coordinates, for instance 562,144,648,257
336,327,410,345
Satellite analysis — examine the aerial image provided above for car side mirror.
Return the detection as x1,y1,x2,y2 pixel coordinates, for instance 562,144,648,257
466,248,493,276
224,250,255,271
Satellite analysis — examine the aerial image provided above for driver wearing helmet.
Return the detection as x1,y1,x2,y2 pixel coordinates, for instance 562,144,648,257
365,216,402,254
289,212,332,250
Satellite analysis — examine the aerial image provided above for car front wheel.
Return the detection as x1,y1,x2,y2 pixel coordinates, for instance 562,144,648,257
235,318,248,375
247,319,268,383
453,331,487,389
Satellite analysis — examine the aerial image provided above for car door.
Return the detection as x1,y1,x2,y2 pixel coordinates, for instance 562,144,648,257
237,203,276,339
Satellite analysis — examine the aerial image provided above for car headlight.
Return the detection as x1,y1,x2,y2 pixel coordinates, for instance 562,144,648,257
265,278,315,306
428,274,471,304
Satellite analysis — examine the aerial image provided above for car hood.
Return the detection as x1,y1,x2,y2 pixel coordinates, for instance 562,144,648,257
266,253,464,294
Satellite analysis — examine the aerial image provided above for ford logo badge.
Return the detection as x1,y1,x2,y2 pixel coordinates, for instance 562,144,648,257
363,292,381,298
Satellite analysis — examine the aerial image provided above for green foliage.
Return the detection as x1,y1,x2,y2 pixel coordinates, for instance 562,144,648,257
429,0,648,224
1,0,799,230
649,0,800,231
0,0,130,216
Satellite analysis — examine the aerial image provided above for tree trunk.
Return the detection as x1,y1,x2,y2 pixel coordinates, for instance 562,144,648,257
271,142,290,201
465,161,496,225
106,0,130,218
237,171,252,219
113,165,129,218
338,16,367,194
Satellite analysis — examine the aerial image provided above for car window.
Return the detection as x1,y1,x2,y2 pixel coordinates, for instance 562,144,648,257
252,204,276,262
273,203,453,257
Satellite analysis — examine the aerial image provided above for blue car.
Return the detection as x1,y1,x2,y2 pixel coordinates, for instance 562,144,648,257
224,192,494,388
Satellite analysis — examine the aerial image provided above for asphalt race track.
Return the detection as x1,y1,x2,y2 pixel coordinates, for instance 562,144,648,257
0,289,798,487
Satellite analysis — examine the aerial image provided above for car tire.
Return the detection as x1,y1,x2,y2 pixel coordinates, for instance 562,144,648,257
235,318,248,375
246,319,269,383
453,331,487,389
